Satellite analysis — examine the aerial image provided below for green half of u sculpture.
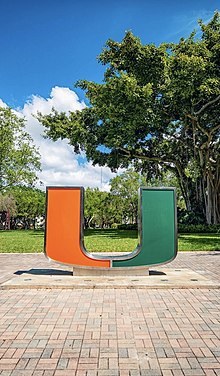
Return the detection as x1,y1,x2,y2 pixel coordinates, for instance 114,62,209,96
112,187,177,268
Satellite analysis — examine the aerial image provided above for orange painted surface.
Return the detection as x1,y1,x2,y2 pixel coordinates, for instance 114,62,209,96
45,187,110,267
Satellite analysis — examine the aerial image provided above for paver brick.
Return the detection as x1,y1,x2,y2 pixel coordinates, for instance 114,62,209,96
0,253,220,376
10,371,34,376
54,371,76,376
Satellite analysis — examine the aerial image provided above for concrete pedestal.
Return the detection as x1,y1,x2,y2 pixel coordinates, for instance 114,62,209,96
72,266,149,276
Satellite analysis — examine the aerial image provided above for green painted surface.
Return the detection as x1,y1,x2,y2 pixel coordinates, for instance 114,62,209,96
112,188,177,267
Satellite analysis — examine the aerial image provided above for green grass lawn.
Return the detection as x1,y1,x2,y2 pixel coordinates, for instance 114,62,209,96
0,230,44,253
178,233,220,251
0,229,219,253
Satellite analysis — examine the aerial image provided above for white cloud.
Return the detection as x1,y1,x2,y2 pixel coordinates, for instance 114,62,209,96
0,98,7,108
168,10,214,40
7,86,118,190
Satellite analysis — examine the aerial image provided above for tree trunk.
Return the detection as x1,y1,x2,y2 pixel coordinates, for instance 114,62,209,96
204,173,220,224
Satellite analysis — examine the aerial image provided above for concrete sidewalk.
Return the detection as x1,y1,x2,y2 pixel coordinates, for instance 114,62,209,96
0,252,220,375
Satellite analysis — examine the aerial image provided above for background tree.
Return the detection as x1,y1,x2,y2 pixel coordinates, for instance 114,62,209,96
5,186,45,219
0,107,41,189
1,186,45,229
0,193,17,229
84,171,145,229
84,188,117,228
84,188,102,228
0,194,17,216
39,12,220,224
110,169,146,224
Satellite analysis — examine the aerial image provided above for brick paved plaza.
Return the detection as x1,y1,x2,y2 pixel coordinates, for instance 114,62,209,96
0,252,220,375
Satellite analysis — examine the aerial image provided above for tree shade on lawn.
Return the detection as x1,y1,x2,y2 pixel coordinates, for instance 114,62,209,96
0,230,219,253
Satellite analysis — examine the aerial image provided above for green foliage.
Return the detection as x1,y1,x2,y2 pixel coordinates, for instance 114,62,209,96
0,107,41,189
5,186,46,218
84,169,148,228
84,188,115,228
39,12,220,224
178,208,206,225
111,223,120,229
110,168,146,224
178,224,220,234
0,193,17,216
117,224,138,230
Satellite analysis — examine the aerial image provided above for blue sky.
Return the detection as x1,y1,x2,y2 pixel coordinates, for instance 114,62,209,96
0,0,218,108
0,0,219,189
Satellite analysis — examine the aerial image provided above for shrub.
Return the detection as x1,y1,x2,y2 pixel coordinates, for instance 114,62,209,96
177,208,206,225
117,223,138,230
111,223,119,229
178,224,220,233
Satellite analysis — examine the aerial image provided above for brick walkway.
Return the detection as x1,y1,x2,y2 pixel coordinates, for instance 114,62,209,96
0,252,220,375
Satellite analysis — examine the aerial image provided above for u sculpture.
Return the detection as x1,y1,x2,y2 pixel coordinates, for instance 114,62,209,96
44,187,177,275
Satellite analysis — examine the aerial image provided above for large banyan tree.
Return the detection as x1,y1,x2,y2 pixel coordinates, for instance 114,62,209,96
39,12,220,224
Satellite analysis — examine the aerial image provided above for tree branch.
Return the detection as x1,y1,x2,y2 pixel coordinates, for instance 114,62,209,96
194,95,220,116
210,123,220,135
118,147,183,177
186,114,210,137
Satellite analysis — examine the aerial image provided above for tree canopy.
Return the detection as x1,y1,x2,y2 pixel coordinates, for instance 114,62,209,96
0,194,17,216
84,169,146,228
5,186,45,218
0,107,41,189
84,188,109,228
110,169,146,224
39,12,220,224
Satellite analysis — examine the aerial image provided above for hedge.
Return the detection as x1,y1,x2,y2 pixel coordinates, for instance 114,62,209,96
178,224,220,233
117,223,220,233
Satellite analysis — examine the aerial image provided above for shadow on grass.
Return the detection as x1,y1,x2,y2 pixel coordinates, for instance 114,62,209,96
179,235,220,251
0,230,44,236
14,268,72,276
30,231,44,236
84,229,138,239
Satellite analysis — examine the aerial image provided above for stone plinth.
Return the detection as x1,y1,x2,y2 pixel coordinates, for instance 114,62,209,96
72,265,149,276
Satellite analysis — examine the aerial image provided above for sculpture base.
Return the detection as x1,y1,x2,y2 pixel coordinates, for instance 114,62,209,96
72,266,149,276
